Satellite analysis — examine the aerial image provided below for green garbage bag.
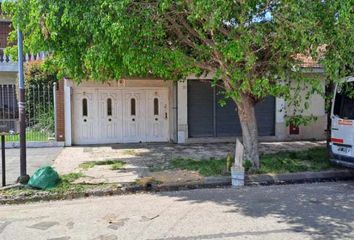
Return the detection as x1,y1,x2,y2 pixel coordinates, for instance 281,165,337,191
28,166,60,190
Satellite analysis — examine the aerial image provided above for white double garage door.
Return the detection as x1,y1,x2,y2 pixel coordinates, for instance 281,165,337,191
72,88,169,144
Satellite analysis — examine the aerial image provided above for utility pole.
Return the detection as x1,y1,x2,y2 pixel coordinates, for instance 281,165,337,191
17,27,29,183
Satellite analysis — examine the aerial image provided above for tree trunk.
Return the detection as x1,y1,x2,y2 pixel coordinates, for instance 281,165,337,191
234,94,260,168
325,82,335,156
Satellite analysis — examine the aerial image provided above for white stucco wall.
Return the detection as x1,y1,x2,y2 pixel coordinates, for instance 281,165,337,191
278,76,327,140
64,79,72,146
177,80,188,143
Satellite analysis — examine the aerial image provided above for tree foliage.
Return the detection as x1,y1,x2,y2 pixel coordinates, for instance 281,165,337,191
24,60,58,86
3,0,353,166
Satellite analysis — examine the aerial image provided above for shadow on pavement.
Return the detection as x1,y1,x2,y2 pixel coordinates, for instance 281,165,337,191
156,182,354,240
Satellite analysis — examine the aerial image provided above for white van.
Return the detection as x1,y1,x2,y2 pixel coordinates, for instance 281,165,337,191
330,76,354,167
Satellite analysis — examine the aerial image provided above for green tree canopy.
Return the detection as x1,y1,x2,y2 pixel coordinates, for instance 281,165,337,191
4,0,353,167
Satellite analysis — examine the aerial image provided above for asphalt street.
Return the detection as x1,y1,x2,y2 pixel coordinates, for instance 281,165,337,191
1,181,354,240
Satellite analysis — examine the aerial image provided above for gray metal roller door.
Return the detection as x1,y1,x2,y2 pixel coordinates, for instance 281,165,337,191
187,80,214,137
188,81,275,138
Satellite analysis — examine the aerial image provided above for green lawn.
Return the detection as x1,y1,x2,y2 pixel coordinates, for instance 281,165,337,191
5,130,53,142
161,147,336,176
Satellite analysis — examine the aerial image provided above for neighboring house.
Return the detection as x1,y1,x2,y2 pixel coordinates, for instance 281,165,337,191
0,10,18,132
0,7,45,134
55,66,327,146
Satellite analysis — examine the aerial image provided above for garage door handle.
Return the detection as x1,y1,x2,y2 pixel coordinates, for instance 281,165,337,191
155,118,158,121
108,118,112,122
132,118,135,122
83,119,87,122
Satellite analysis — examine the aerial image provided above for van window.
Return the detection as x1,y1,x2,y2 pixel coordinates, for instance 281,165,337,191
333,82,354,119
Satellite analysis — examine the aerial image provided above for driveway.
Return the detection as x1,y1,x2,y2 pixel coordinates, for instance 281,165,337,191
0,147,63,185
0,181,353,240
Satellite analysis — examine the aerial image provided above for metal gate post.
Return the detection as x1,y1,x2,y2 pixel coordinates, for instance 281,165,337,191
17,28,29,183
1,135,5,187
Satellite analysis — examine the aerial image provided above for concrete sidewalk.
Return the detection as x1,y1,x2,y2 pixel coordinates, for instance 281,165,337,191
0,147,63,184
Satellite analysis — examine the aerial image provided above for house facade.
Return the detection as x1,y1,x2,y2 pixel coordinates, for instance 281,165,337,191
0,11,46,135
55,70,327,146
0,4,327,146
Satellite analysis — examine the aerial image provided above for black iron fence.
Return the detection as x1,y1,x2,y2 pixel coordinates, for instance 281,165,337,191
0,84,18,132
0,83,55,142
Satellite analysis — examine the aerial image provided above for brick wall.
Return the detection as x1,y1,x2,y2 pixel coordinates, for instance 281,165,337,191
55,79,65,142
0,21,12,48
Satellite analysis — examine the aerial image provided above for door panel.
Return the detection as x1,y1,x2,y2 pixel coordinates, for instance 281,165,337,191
123,91,145,142
98,90,123,143
73,90,97,144
146,89,169,141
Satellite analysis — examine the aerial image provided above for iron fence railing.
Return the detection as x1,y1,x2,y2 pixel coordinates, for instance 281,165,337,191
0,48,13,64
0,83,55,142
0,84,18,133
0,48,46,64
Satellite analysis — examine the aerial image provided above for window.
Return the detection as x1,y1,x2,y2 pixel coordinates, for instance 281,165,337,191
82,98,88,117
333,82,354,119
107,98,112,116
131,98,136,116
154,98,159,115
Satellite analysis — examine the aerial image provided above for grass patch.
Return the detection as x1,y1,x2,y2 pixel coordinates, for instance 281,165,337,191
79,162,96,170
5,130,53,142
0,173,88,197
111,161,126,170
0,187,36,197
123,149,136,155
48,172,87,194
61,172,84,182
168,158,228,176
256,147,333,174
162,147,335,176
79,159,126,170
0,172,117,199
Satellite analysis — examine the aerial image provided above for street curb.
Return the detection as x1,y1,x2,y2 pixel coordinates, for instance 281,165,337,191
245,169,354,185
1,169,354,205
0,186,145,205
198,169,354,186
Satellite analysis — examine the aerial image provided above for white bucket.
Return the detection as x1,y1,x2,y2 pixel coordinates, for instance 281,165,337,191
231,167,245,187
